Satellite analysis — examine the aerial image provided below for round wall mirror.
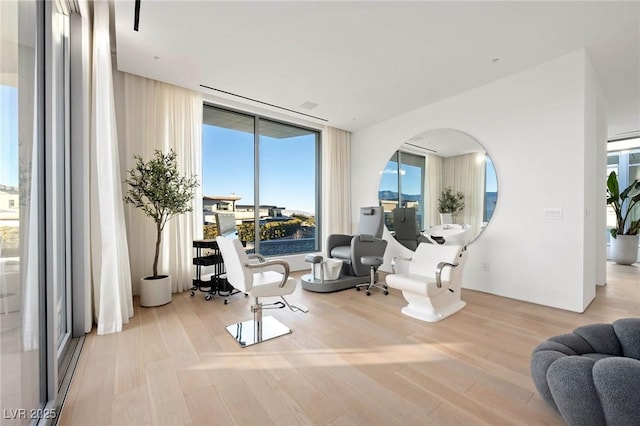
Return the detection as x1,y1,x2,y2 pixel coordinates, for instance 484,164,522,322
378,128,498,249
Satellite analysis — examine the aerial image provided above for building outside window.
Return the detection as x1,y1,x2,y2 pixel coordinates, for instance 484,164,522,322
202,105,320,256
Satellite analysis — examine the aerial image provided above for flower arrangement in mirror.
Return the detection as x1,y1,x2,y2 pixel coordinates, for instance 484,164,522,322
438,187,465,226
438,186,465,215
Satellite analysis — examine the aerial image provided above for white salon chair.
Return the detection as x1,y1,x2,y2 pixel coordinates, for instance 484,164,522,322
216,236,307,347
386,243,467,322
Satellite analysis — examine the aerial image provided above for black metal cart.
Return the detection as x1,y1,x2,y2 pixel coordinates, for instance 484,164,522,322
191,239,240,303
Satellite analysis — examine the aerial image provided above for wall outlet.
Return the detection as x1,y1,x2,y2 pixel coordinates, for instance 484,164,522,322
544,208,563,220
482,262,490,271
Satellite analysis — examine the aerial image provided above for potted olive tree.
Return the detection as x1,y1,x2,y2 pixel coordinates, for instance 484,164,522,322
124,149,198,306
438,186,465,225
607,171,640,265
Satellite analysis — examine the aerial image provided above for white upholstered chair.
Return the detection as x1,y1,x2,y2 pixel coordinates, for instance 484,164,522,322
386,243,467,322
216,236,307,347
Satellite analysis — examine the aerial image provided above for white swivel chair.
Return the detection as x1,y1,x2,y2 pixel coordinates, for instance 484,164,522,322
386,243,467,322
216,236,307,347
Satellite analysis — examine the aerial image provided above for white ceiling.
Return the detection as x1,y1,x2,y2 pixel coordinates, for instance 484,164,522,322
114,1,640,137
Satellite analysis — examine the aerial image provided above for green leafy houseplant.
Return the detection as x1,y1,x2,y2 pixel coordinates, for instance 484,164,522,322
607,171,640,238
438,186,465,215
124,149,199,278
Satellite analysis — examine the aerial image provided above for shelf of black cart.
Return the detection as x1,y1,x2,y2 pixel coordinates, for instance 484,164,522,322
193,254,221,266
193,239,218,249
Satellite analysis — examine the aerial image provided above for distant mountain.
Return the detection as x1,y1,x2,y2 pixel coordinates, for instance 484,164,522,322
378,190,422,202
283,209,314,217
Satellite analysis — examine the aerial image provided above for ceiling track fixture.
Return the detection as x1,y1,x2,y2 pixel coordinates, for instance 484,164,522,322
609,129,640,142
404,141,437,153
134,0,141,31
199,84,328,122
613,129,640,136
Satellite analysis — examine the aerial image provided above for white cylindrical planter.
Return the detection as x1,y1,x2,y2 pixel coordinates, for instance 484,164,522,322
440,213,453,225
610,235,639,265
140,275,172,307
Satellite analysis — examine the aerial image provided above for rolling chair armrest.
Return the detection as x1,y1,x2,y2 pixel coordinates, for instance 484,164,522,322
435,261,458,288
244,259,291,287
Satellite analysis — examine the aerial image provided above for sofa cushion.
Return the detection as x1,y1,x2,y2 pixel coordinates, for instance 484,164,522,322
547,356,605,426
612,318,640,360
547,332,594,355
593,357,640,425
573,323,622,356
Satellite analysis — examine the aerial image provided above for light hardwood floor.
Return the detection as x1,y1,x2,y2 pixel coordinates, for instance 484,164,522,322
59,262,639,426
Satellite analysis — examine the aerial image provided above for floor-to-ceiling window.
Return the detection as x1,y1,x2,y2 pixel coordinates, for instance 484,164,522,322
1,1,80,422
607,137,640,249
202,105,320,256
0,0,44,421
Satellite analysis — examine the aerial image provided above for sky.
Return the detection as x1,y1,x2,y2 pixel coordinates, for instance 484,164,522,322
0,85,19,187
202,124,317,214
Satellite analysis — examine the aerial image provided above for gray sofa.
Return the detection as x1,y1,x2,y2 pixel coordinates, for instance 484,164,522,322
530,318,640,426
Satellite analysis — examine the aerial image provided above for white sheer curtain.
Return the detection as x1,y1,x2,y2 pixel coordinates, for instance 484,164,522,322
322,127,352,239
90,0,133,335
121,74,203,294
20,50,39,349
442,152,486,237
425,154,443,229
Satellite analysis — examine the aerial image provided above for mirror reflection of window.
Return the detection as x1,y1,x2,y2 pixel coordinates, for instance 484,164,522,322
379,151,425,232
484,156,497,223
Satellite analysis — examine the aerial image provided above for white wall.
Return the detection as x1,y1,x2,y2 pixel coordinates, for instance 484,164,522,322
351,50,604,312
584,53,609,300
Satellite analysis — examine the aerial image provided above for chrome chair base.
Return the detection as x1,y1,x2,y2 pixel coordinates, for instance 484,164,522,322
355,258,388,296
226,315,291,348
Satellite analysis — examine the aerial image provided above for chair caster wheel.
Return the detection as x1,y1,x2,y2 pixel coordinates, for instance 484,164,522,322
356,287,361,291
224,299,228,305
205,294,211,301
190,291,195,297
366,291,371,296
384,291,389,295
